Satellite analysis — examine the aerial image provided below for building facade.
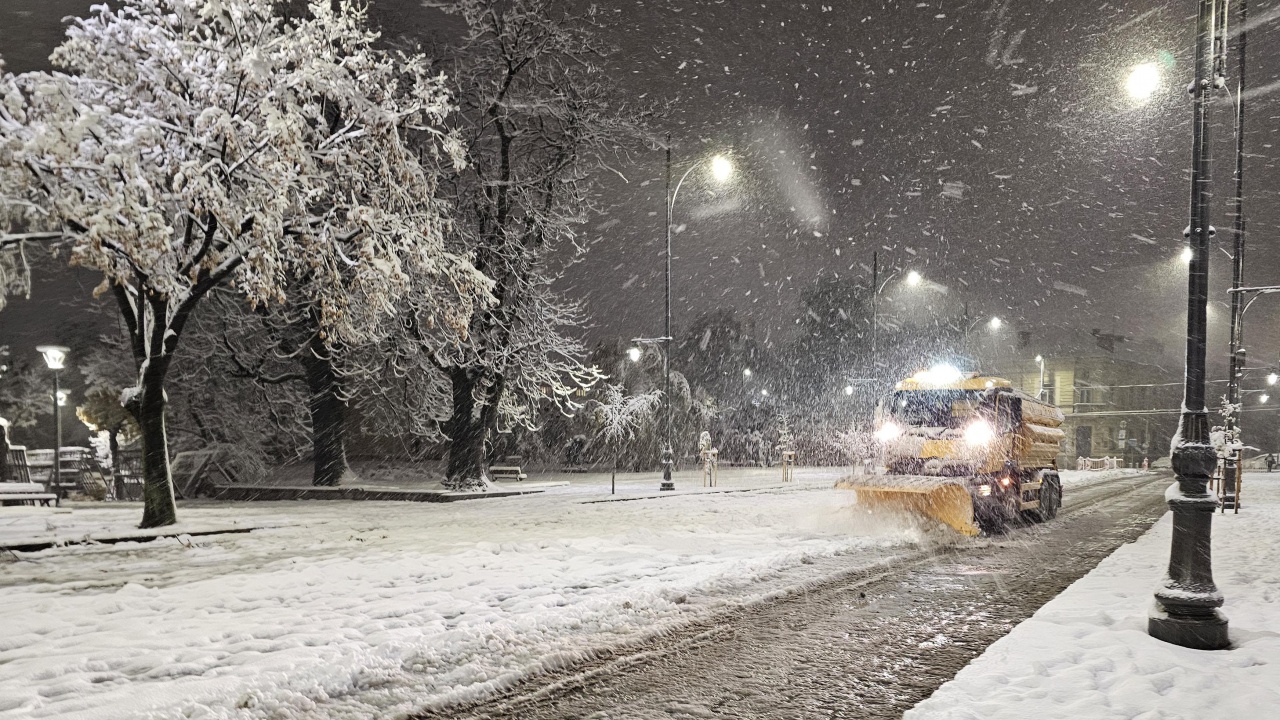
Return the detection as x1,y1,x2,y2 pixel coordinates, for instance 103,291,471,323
991,356,1183,468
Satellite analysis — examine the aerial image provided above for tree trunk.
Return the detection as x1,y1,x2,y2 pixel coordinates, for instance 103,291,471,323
301,335,353,487
444,368,495,491
108,428,121,477
137,365,178,528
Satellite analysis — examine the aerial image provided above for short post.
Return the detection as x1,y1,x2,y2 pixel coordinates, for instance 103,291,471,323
781,450,796,483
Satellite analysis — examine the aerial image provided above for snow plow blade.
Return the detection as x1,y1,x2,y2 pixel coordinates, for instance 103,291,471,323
836,476,980,537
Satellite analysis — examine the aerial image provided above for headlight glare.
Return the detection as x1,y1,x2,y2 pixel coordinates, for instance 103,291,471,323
963,419,996,446
874,421,903,442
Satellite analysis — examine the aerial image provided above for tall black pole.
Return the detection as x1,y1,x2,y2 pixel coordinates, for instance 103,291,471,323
661,135,675,491
1149,0,1229,650
1223,0,1248,510
871,251,878,358
53,369,63,500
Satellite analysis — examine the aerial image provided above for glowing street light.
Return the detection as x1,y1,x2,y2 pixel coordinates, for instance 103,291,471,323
760,389,769,397
710,155,734,183
1261,393,1270,404
1267,373,1277,386
1127,63,1161,101
906,270,922,287
1181,246,1194,263
844,385,854,396
35,344,70,501
627,347,642,363
659,141,735,491
989,316,1003,330
36,345,68,370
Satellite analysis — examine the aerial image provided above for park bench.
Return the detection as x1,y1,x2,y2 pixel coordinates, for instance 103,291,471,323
490,465,528,482
0,482,58,507
23,447,113,500
5,445,33,483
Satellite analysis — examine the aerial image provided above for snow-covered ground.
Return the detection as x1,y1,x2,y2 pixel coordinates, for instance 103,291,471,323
1,468,927,719
906,472,1280,720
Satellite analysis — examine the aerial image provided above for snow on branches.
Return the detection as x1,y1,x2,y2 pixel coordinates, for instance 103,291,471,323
429,0,653,489
0,0,488,525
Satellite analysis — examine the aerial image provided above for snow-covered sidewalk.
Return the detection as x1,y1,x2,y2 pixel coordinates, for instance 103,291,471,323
1,473,924,719
906,472,1280,720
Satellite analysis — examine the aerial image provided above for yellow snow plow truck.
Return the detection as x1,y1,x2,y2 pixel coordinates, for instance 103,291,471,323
838,366,1066,536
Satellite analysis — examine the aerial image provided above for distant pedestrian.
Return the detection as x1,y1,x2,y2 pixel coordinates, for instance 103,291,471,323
1267,454,1277,473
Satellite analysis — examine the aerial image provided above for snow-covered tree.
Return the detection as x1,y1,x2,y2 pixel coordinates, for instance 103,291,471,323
775,413,795,456
426,0,653,490
0,0,485,526
590,383,661,488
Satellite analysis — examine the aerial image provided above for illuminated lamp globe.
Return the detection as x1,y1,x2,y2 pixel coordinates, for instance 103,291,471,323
710,155,734,183
1126,63,1161,101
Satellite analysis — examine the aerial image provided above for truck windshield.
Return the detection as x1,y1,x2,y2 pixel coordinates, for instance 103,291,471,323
886,390,987,429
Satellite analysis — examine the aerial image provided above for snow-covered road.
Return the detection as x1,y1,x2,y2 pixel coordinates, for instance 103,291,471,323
0,468,1150,719
432,469,1168,720
2,469,922,719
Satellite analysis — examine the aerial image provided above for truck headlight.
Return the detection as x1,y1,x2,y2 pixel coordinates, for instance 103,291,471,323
963,420,996,446
874,421,903,442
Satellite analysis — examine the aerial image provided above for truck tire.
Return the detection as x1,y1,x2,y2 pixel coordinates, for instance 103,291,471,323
1029,473,1061,522
977,483,1018,535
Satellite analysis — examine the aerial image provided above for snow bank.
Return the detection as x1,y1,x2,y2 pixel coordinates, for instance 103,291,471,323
1,480,920,719
906,473,1280,720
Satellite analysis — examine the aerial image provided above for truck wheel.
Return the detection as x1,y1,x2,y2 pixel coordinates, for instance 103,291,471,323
1031,473,1061,522
976,495,1015,536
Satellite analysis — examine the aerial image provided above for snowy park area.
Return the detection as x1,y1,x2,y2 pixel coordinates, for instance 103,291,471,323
906,472,1280,720
1,467,942,719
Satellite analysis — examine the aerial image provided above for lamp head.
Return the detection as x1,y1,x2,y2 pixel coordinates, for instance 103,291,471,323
710,155,733,183
36,345,70,370
1126,63,1161,101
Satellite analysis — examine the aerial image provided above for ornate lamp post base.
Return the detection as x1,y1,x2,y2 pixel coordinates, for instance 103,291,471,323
1149,442,1229,651
1149,608,1229,651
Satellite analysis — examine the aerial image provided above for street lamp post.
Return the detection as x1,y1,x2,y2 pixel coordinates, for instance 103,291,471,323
1223,0,1250,513
1149,0,1228,651
36,345,70,501
659,137,732,491
1035,355,1046,401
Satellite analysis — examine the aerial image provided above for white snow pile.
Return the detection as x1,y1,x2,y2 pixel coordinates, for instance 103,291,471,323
0,481,922,719
906,472,1280,720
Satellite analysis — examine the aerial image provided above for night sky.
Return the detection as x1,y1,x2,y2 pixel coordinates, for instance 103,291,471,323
4,0,1280,374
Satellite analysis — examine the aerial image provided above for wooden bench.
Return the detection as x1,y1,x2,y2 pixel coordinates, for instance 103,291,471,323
5,445,33,483
490,466,528,482
0,482,58,507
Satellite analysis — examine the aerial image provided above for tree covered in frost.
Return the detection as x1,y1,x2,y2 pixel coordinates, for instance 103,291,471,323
427,0,651,490
0,0,486,526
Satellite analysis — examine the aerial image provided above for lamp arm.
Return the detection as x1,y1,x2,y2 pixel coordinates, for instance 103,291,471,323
668,161,703,216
